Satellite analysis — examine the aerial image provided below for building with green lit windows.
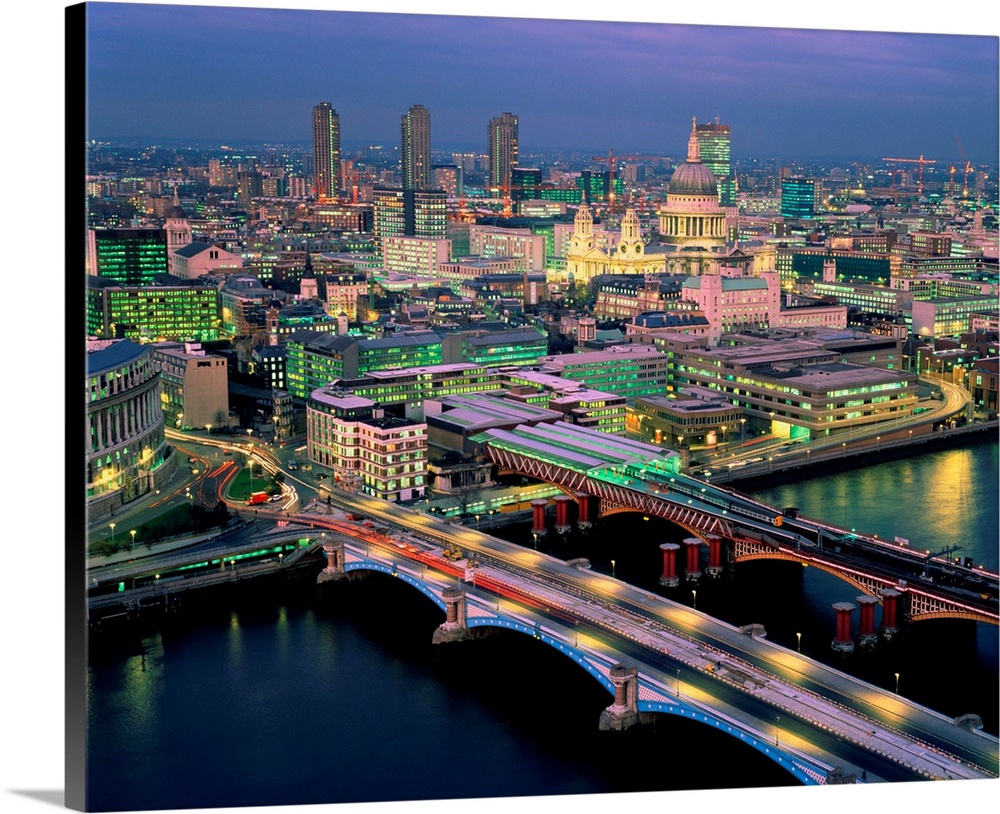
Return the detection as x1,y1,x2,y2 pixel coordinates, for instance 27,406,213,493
780,177,820,220
776,246,894,288
535,345,670,401
576,171,621,206
538,187,583,205
444,328,548,367
87,276,220,342
695,121,736,206
285,329,443,399
88,227,169,285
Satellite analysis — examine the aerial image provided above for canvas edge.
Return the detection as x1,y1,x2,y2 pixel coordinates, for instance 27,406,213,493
66,2,89,811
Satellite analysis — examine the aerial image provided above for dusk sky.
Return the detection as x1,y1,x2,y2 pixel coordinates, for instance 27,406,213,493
81,1,1000,163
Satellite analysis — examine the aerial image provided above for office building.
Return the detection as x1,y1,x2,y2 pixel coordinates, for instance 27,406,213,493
373,187,448,250
669,339,920,441
88,227,169,285
87,276,221,343
313,102,342,200
695,119,736,207
487,112,519,194
306,391,427,501
150,341,231,431
781,177,821,220
535,344,670,402
511,168,541,202
401,104,432,190
286,329,444,399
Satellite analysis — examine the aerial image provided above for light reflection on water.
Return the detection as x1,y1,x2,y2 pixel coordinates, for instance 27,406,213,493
753,442,998,571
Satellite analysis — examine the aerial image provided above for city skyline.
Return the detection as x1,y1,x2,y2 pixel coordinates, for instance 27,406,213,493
82,1,999,164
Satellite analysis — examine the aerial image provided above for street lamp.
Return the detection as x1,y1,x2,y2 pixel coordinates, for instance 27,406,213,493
129,529,136,551
895,672,900,694
610,559,616,578
109,522,116,548
796,632,801,652
676,669,681,697
691,589,697,609
775,716,780,746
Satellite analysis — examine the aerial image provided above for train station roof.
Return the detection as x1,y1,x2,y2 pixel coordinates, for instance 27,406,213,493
472,420,680,475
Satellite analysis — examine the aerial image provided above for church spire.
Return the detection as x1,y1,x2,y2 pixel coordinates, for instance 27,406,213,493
687,116,701,163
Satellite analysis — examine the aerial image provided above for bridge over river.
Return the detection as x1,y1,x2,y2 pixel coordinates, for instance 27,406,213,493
86,487,999,787
471,420,998,633
88,489,990,786
296,492,998,786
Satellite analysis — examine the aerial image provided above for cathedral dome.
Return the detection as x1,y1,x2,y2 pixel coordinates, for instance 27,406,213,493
166,205,187,219
669,161,718,196
668,117,718,197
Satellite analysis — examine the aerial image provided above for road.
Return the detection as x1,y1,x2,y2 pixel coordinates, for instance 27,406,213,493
283,491,999,782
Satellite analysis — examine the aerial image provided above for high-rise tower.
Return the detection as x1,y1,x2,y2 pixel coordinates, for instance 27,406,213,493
695,119,735,207
487,112,519,194
401,104,432,190
312,102,341,200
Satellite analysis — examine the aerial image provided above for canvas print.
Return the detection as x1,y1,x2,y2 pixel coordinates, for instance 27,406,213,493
69,1,999,812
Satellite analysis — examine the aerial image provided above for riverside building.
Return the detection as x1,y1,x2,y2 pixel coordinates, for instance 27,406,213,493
86,338,171,519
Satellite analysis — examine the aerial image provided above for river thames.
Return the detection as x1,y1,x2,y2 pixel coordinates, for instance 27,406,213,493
85,440,998,811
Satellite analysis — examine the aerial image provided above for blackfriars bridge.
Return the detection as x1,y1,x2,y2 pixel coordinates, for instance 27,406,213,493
301,493,998,787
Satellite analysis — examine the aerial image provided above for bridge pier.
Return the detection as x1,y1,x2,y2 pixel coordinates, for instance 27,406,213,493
682,538,702,581
554,495,572,535
831,602,856,653
599,663,640,731
706,535,723,578
531,499,548,538
432,587,469,644
576,492,592,530
856,595,879,648
659,543,680,587
316,537,346,584
879,587,902,639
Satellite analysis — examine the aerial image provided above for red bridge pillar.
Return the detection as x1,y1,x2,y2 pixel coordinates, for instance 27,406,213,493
706,535,723,577
659,543,680,587
554,495,572,534
531,499,548,537
576,493,592,530
879,587,902,639
856,595,879,647
831,602,856,653
682,537,702,581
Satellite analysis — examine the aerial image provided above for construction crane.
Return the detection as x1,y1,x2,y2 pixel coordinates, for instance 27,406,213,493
882,155,937,195
591,150,663,214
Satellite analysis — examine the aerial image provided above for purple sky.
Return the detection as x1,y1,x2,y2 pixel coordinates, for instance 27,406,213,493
83,1,999,163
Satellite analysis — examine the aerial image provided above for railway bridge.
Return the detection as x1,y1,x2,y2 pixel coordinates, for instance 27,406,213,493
474,421,999,632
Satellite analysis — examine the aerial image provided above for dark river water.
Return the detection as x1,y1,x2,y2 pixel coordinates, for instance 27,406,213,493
85,441,999,812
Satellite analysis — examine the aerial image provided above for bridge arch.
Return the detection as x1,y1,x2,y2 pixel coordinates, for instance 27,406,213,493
735,550,876,596
343,560,448,613
334,560,828,785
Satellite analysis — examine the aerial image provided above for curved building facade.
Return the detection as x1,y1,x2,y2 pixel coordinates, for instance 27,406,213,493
86,338,172,519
